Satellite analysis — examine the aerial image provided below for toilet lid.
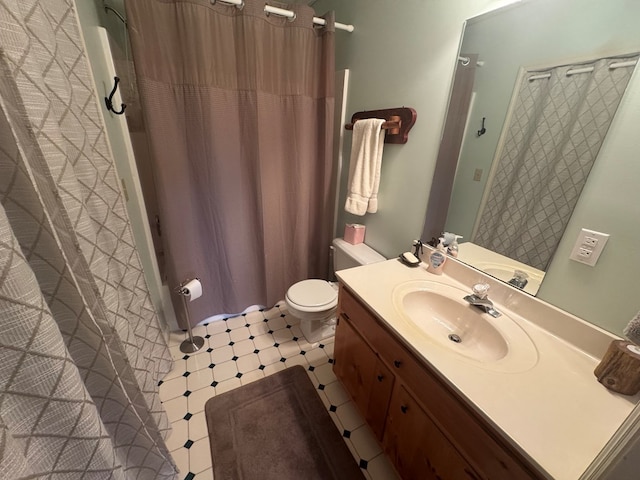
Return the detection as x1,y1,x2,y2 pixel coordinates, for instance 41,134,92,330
286,279,337,308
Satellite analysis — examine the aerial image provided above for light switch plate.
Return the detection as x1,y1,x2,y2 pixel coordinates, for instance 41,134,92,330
569,228,610,266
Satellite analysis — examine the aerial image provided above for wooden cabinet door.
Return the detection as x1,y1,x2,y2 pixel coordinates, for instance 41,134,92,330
384,385,480,480
367,358,394,441
333,315,378,416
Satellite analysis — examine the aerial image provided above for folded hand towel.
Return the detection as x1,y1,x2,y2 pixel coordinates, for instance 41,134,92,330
344,118,386,215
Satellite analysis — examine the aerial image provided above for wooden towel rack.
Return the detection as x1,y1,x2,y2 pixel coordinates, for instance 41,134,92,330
345,107,417,144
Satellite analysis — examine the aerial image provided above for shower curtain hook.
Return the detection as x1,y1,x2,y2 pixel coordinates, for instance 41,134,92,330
104,77,126,115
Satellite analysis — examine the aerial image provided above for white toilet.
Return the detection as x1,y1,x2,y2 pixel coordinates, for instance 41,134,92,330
285,237,386,343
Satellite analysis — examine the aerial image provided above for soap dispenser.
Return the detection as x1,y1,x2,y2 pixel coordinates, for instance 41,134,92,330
447,235,463,258
427,237,447,275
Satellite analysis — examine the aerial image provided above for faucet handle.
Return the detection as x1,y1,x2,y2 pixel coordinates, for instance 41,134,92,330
472,283,490,299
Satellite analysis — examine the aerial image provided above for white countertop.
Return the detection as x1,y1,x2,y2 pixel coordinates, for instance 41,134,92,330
336,258,639,480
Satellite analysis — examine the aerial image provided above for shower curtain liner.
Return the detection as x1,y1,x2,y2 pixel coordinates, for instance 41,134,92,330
126,0,336,327
0,1,175,478
473,54,639,270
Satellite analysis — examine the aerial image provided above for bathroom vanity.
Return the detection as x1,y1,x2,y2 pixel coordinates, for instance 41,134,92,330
333,258,639,479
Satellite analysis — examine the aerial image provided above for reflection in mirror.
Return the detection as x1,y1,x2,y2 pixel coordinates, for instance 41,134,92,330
465,53,636,294
423,0,640,333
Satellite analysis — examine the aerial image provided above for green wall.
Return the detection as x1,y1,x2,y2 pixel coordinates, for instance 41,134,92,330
314,0,517,257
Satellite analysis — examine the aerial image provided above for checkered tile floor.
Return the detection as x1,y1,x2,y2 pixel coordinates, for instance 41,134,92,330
160,302,399,480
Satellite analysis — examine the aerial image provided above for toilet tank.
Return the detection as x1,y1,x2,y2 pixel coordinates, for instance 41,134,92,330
332,238,386,272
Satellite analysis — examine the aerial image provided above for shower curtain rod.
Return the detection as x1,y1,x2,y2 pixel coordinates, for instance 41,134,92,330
528,59,638,81
103,1,354,32
213,0,354,32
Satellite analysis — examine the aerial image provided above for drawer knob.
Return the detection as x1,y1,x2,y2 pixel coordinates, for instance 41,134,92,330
400,405,408,414
393,360,402,368
377,374,384,382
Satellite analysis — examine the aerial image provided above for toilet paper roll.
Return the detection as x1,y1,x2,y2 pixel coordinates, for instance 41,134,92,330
182,279,203,302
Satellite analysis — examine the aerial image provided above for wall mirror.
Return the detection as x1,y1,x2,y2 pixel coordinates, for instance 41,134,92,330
424,0,640,334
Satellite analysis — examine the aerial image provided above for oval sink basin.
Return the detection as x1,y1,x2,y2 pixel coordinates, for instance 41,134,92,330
392,280,538,373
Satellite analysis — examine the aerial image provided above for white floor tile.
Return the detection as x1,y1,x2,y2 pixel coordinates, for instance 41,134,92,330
213,360,238,382
305,347,329,366
186,350,213,372
232,339,255,356
192,325,208,338
249,322,269,336
170,444,190,475
188,437,213,474
163,395,189,423
206,320,227,334
229,326,251,342
168,344,187,362
336,401,366,431
187,369,214,392
236,353,260,373
253,333,275,350
272,328,295,344
215,377,242,394
244,310,264,325
209,345,234,364
324,379,350,406
351,425,383,460
277,339,301,358
312,362,336,385
283,354,308,369
263,305,283,320
159,376,188,402
323,341,335,358
161,359,187,381
165,419,189,451
262,362,286,376
366,453,401,480
187,386,216,414
226,315,247,330
267,316,287,331
208,332,231,348
240,369,264,385
257,346,282,365
187,411,209,442
193,468,213,480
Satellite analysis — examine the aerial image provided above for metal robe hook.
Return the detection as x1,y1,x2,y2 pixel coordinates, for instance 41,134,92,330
477,117,487,137
104,76,126,115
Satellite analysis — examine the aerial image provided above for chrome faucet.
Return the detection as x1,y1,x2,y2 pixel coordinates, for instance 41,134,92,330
464,283,501,318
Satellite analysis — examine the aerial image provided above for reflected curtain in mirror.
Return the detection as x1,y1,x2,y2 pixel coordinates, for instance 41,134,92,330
126,0,336,326
473,55,638,270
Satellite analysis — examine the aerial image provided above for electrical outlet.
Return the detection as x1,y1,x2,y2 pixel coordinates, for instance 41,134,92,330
570,228,610,266
578,247,593,258
583,236,598,247
473,169,483,181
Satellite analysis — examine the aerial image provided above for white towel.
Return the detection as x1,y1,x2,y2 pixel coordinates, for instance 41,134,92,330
344,118,386,215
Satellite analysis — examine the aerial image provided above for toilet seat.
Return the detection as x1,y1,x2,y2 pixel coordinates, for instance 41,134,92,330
285,279,338,313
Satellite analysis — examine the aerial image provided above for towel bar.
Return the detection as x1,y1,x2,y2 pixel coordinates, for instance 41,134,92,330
344,107,417,144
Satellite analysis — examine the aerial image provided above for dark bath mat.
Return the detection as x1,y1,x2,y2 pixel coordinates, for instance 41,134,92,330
204,365,365,480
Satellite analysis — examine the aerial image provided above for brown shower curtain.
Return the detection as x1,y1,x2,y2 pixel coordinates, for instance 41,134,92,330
126,0,335,327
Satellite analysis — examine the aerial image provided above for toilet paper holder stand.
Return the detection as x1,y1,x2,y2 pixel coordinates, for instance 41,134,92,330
176,278,205,354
